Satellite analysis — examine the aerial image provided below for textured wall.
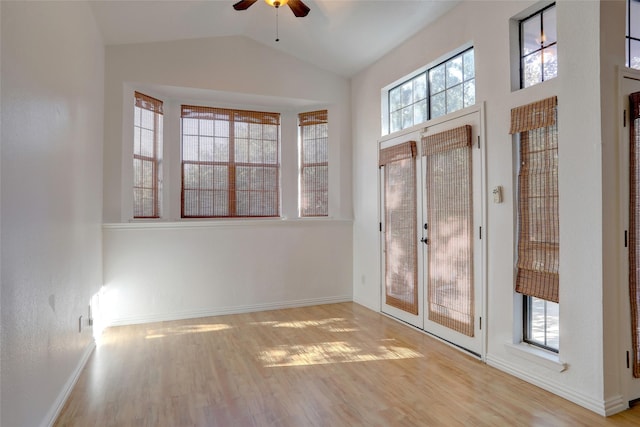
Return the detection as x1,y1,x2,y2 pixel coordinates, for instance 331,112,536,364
0,2,104,426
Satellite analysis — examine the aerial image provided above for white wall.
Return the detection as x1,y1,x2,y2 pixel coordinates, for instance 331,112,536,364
103,220,352,325
0,2,104,427
352,0,625,416
102,35,353,324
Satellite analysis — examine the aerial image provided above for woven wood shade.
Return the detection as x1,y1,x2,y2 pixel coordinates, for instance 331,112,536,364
512,96,559,303
181,105,280,218
629,91,640,377
299,110,328,217
509,96,557,135
380,141,418,315
135,91,163,115
422,126,474,337
133,92,163,218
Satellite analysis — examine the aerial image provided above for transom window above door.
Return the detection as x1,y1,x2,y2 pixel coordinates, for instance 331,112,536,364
385,47,475,135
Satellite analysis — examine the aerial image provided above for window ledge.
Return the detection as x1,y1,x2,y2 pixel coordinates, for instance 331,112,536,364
103,217,353,230
504,342,567,373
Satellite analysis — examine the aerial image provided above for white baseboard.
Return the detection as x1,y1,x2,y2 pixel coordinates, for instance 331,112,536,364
486,354,628,416
107,295,353,327
43,340,96,427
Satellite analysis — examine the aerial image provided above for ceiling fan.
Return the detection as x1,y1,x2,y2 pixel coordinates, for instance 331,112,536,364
233,0,310,18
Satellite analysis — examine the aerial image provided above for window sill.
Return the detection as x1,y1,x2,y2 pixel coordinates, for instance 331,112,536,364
103,217,352,230
504,342,567,373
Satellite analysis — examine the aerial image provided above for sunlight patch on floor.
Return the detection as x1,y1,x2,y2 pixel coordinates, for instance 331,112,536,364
145,323,232,339
257,339,424,367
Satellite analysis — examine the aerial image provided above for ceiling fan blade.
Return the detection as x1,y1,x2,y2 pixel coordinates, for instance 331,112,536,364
233,0,258,11
287,0,310,17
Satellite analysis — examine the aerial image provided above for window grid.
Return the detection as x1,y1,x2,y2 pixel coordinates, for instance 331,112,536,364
388,48,475,134
133,92,163,218
627,0,640,70
299,110,328,217
429,49,475,120
524,296,559,352
519,3,557,89
181,105,280,218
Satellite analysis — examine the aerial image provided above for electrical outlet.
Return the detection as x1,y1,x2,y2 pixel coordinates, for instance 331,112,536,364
78,315,83,333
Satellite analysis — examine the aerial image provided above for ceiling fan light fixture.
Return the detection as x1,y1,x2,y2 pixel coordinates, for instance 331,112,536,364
265,0,288,8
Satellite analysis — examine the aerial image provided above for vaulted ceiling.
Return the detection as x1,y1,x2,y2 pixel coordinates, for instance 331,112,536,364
90,0,460,77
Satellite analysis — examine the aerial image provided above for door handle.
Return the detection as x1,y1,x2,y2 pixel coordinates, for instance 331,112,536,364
420,237,429,245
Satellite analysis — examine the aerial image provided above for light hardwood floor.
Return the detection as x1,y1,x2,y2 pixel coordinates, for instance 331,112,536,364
55,303,640,426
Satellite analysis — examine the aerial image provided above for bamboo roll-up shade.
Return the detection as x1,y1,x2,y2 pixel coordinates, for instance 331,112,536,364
133,92,163,218
512,96,559,303
180,105,280,218
381,141,418,315
422,125,472,155
181,105,280,125
509,96,557,134
299,110,328,217
379,140,417,166
422,126,474,336
135,91,164,115
299,110,328,126
629,91,640,377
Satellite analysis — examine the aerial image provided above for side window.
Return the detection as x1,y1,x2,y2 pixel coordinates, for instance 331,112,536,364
180,105,280,218
133,92,163,218
627,0,640,69
510,96,560,352
298,110,328,217
520,3,557,88
386,47,475,135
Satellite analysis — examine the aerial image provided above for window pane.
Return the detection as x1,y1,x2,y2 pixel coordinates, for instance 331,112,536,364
446,56,463,87
140,129,154,157
413,74,427,100
200,165,214,190
199,136,214,161
632,39,640,70
134,127,141,155
542,45,558,81
214,137,229,162
446,85,463,113
402,106,413,129
522,13,541,55
522,51,542,88
183,164,199,189
200,119,214,137
401,81,413,106
632,0,640,39
390,110,402,133
249,139,263,163
182,118,199,135
141,108,154,129
134,106,141,127
463,49,475,81
430,92,446,119
463,79,476,108
542,6,557,46
182,135,199,161
414,100,427,125
235,138,249,163
429,64,446,94
215,120,229,137
390,88,402,113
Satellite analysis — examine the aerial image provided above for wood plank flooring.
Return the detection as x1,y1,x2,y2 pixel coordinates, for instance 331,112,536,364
55,303,640,426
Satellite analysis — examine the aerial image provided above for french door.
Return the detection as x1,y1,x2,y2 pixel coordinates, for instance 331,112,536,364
380,109,484,357
622,72,640,403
